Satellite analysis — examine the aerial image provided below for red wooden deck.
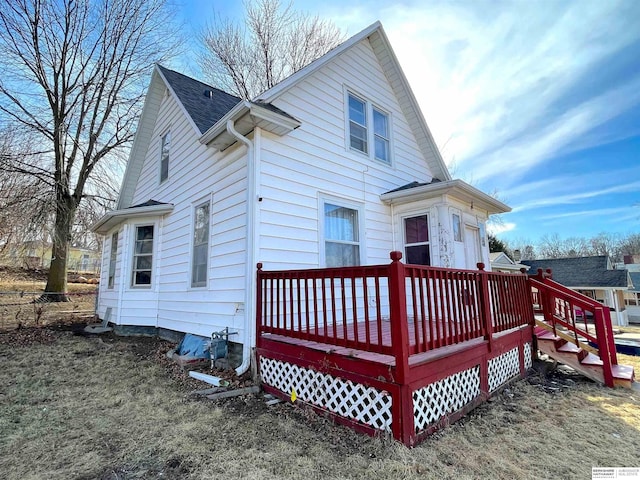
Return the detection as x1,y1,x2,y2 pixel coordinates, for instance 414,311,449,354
256,253,537,446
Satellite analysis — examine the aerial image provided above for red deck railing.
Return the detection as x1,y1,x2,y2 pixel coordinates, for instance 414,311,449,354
256,252,534,375
528,268,618,387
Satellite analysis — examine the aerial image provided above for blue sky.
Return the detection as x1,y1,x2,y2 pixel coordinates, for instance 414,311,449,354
176,0,640,243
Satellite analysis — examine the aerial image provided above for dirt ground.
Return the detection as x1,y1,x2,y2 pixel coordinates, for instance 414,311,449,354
1,324,639,480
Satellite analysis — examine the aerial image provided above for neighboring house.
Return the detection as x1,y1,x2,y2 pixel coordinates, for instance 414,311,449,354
0,241,101,273
92,22,510,371
521,256,631,326
625,272,640,324
489,251,530,274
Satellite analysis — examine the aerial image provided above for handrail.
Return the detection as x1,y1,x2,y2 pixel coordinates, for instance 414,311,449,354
256,253,534,365
528,272,617,387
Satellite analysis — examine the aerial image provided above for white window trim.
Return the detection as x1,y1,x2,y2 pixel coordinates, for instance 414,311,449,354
189,195,212,289
159,129,171,184
130,223,155,289
318,194,366,268
108,231,118,289
343,87,394,167
401,212,432,266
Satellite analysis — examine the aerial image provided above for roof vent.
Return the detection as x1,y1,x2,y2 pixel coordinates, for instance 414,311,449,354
204,90,215,99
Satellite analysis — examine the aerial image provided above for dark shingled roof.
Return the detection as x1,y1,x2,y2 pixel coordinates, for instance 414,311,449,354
630,272,640,292
384,179,442,195
157,65,241,134
521,256,628,288
128,199,171,209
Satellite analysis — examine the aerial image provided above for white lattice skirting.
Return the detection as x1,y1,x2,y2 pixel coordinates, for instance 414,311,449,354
259,356,393,431
488,347,520,392
524,342,533,370
412,366,481,433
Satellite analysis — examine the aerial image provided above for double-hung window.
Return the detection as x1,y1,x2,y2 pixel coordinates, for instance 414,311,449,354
132,225,154,287
373,107,390,163
108,232,118,289
324,202,361,267
404,215,430,265
160,131,170,183
348,94,368,154
347,91,391,164
191,201,210,287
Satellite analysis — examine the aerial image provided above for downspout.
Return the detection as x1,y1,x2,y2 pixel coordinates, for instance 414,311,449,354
226,120,257,376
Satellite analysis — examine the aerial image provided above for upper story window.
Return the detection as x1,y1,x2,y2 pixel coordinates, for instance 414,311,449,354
108,232,118,289
404,215,430,265
191,201,210,288
347,91,391,165
132,225,154,287
348,94,368,154
324,202,361,267
160,131,170,183
373,108,389,163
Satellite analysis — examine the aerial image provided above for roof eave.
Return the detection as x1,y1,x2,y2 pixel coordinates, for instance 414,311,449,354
380,179,511,214
91,203,174,235
199,101,301,151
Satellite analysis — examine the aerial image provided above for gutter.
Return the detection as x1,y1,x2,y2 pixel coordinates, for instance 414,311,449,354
225,119,257,376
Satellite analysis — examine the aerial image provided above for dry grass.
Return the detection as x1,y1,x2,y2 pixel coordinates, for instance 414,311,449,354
1,329,639,480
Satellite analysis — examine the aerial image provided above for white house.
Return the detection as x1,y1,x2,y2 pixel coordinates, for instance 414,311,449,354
92,22,510,374
489,251,530,274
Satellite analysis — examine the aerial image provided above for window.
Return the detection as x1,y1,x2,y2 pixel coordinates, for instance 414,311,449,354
373,108,389,163
479,222,486,247
108,232,118,289
404,215,430,265
160,131,170,183
132,225,154,286
452,214,462,242
348,94,367,153
347,91,391,164
191,201,210,287
324,203,360,267
624,292,639,306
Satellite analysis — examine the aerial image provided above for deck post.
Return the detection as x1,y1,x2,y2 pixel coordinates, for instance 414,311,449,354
477,263,493,352
388,251,413,445
256,263,263,351
594,306,614,387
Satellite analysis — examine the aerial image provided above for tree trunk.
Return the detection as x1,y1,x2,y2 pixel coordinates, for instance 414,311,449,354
42,196,76,302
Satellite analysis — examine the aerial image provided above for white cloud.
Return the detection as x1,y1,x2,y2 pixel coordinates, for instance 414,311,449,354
488,222,517,235
510,179,640,213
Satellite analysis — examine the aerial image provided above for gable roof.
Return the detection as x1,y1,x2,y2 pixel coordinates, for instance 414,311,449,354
630,272,640,292
521,256,628,288
490,251,529,272
156,65,241,134
256,21,451,183
117,22,452,210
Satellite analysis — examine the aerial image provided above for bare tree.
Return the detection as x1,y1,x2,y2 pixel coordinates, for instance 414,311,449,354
200,0,344,99
0,0,179,300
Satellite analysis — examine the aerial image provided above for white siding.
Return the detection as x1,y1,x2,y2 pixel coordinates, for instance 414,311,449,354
114,91,250,341
257,39,435,270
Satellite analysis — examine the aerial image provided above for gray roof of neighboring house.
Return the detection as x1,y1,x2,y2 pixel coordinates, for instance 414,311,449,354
630,272,640,292
521,256,628,288
157,65,241,134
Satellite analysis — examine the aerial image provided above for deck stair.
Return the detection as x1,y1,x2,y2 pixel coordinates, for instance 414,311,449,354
534,323,635,388
530,269,635,389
